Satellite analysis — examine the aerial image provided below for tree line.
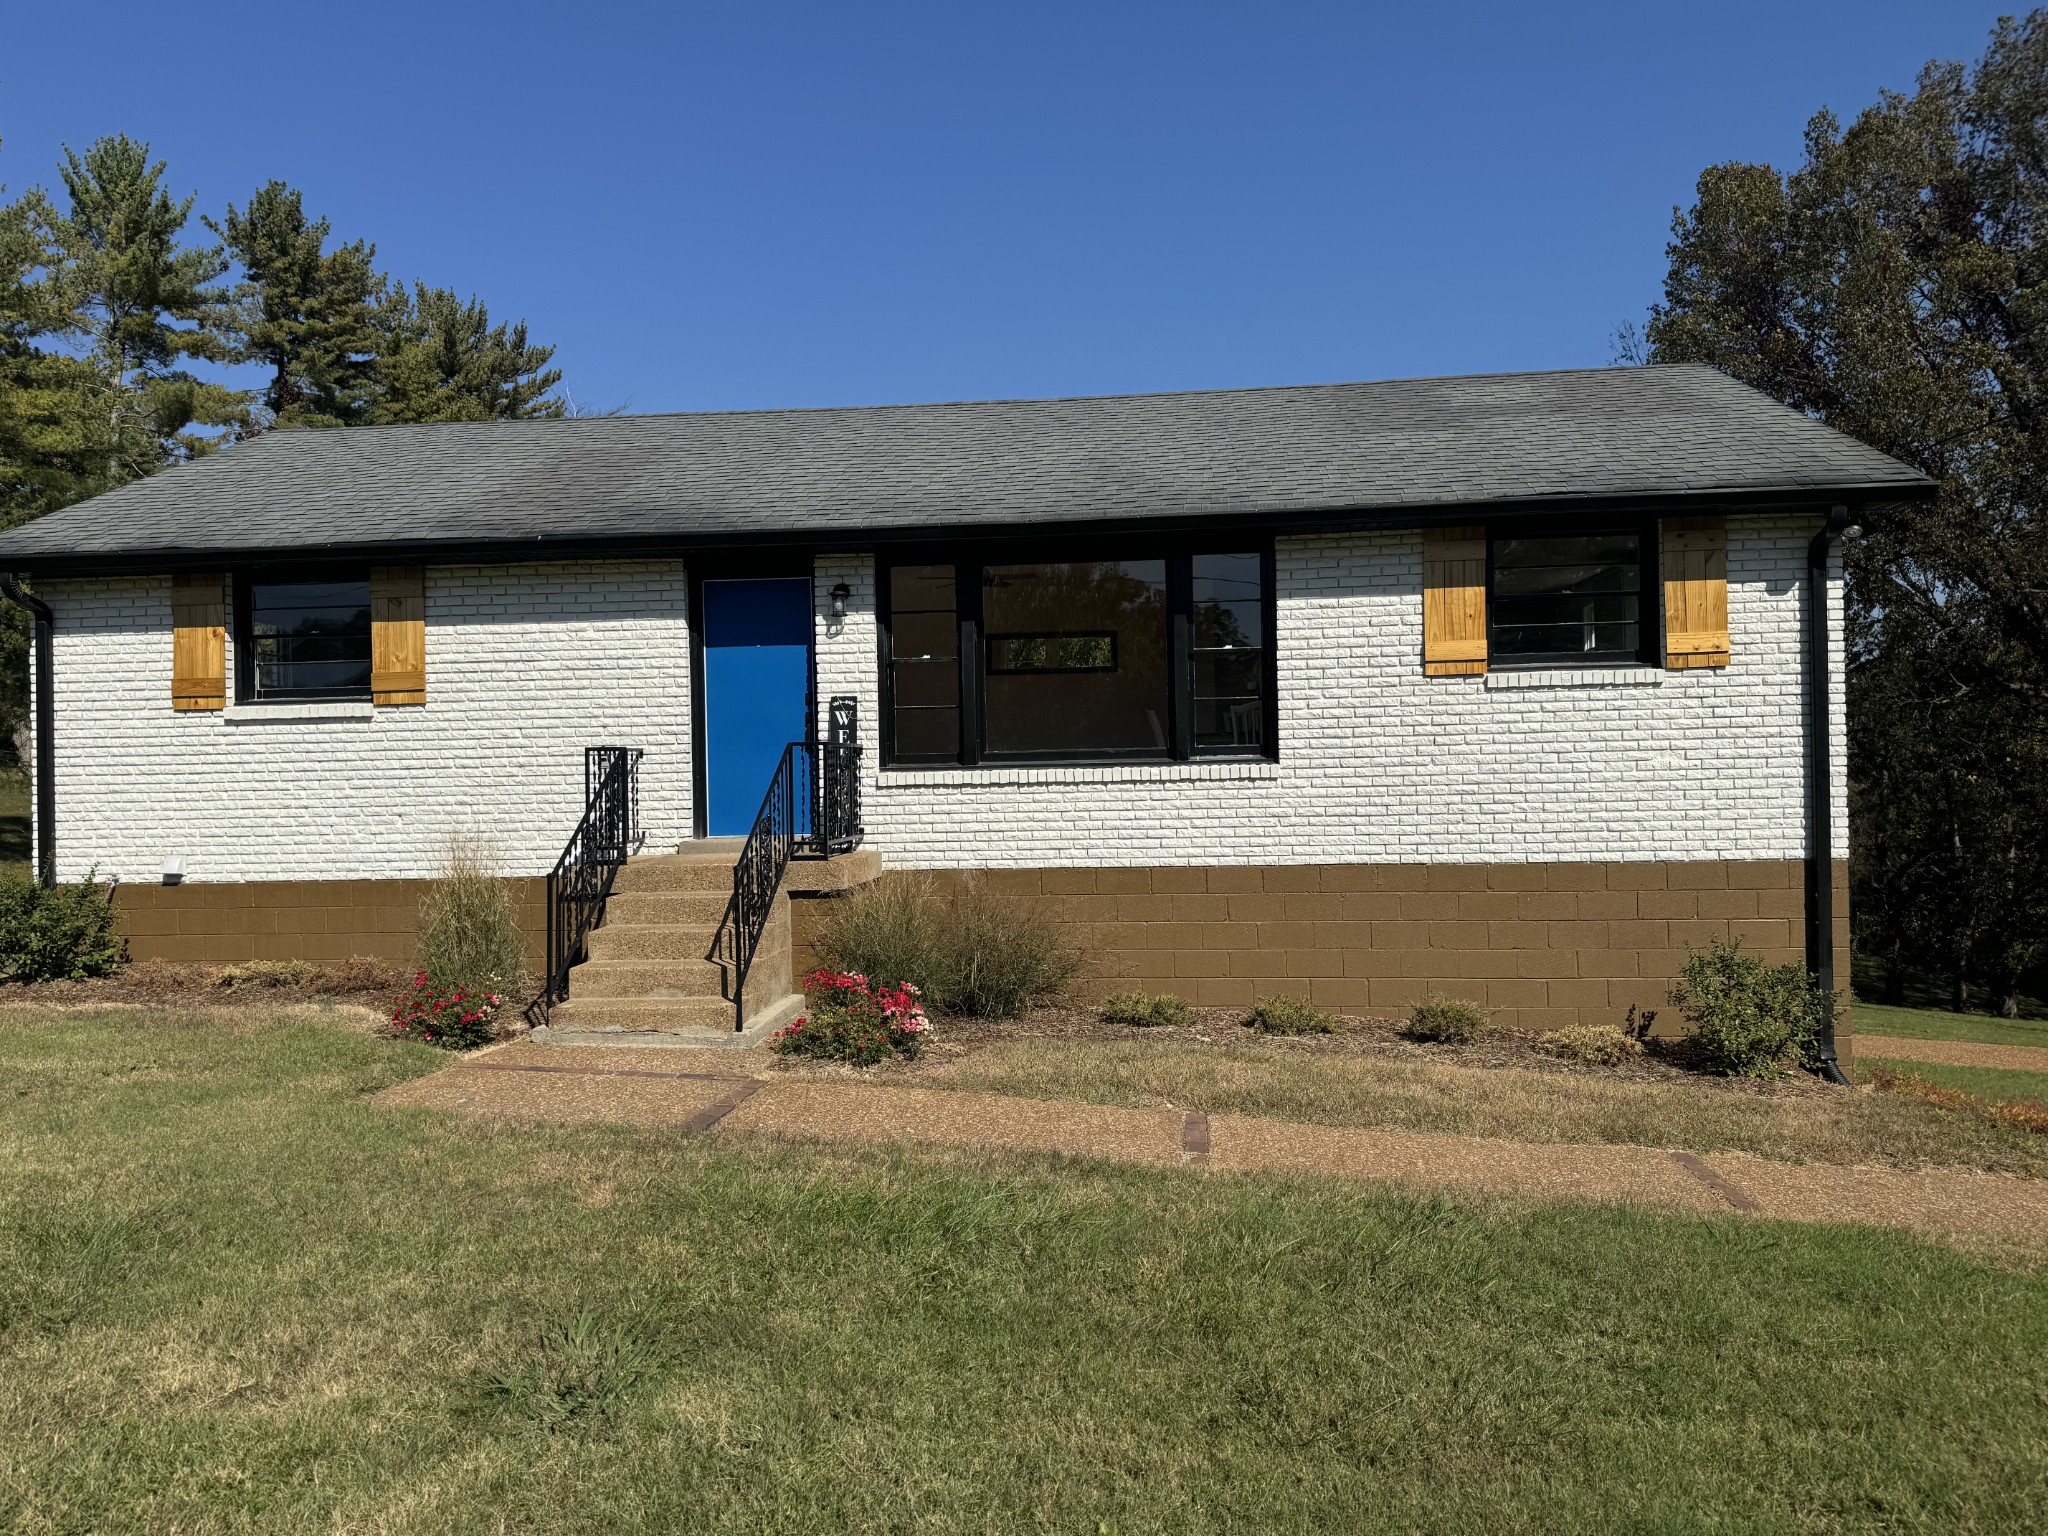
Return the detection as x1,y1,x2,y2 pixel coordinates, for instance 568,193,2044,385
1629,12,2048,1015
0,132,570,749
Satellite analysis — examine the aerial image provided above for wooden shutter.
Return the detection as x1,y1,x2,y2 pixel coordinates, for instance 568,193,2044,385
371,566,426,705
170,573,226,711
1662,517,1729,669
1423,527,1488,676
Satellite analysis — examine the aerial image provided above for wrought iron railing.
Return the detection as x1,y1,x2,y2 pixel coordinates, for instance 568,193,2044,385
530,746,644,1024
712,697,863,1029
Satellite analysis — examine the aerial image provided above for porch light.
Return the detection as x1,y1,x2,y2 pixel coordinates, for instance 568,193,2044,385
829,582,851,619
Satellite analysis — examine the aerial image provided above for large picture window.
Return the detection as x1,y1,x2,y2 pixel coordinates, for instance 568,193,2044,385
1489,527,1653,667
234,570,373,701
882,545,1274,766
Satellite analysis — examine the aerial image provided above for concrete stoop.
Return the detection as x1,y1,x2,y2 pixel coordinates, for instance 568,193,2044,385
542,842,876,1046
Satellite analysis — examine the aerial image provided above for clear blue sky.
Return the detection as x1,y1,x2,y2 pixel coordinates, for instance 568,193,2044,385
1,1,2013,413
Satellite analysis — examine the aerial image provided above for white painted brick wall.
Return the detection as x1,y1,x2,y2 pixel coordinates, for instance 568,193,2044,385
33,522,1845,883
814,514,1848,866
38,561,691,882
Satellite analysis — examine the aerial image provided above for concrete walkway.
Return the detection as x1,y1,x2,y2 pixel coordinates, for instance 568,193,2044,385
1857,1032,2048,1078
376,1041,2048,1255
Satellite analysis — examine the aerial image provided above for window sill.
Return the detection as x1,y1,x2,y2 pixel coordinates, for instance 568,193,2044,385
224,700,377,722
878,759,1279,788
1483,666,1665,690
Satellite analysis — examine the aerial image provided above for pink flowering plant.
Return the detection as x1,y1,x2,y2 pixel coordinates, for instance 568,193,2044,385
771,967,928,1066
389,970,505,1050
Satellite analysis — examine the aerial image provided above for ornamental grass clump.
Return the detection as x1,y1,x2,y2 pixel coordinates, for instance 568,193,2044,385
1242,994,1334,1035
0,873,124,983
389,972,505,1050
1404,994,1493,1044
416,836,526,995
1667,939,1832,1078
772,968,929,1066
816,872,1080,1019
1101,991,1193,1028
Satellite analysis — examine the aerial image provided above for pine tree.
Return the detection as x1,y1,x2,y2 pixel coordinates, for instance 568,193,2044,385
208,182,383,429
369,282,565,424
36,134,247,461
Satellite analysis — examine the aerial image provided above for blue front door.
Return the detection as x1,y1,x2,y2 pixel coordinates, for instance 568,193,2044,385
702,578,812,835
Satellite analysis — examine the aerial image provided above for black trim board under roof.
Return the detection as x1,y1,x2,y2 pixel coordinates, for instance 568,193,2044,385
0,365,1934,577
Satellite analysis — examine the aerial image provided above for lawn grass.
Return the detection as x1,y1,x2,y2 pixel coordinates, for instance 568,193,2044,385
2,1007,2046,1533
1855,1000,2048,1051
1862,1056,2048,1107
922,1036,2048,1176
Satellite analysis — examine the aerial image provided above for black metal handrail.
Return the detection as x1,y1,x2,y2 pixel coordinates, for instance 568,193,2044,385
712,697,863,1029
530,746,644,1025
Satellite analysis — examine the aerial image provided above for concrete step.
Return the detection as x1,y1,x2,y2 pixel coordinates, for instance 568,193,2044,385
570,956,727,998
604,890,730,926
585,922,722,961
614,854,744,893
548,994,743,1032
542,990,803,1042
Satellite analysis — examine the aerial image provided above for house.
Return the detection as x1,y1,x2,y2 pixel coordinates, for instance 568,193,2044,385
0,365,1932,1060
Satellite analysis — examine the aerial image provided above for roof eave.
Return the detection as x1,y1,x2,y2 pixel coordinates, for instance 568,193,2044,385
0,476,1937,579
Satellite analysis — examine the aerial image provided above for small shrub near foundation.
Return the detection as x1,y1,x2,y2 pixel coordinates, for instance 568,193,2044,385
216,958,317,989
817,873,1081,1019
1668,939,1832,1078
1535,1023,1642,1067
416,836,527,995
1404,994,1494,1044
1101,992,1192,1028
1242,995,1334,1035
389,971,505,1050
772,968,928,1066
0,873,124,983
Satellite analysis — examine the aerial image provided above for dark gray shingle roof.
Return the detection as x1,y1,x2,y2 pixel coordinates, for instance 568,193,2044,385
0,365,1930,565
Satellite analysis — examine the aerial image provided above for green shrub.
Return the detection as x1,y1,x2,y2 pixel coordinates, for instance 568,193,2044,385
1405,994,1493,1043
416,837,527,994
816,873,1081,1019
216,958,317,989
1667,939,1832,1078
0,874,124,983
1242,994,1333,1035
389,972,507,1050
1535,1023,1642,1066
1101,991,1193,1027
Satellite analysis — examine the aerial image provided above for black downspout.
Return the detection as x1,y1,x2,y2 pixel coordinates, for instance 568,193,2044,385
1805,507,1852,1085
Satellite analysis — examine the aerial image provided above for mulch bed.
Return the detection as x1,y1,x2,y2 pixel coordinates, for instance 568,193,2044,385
781,1003,1844,1101
0,958,415,1011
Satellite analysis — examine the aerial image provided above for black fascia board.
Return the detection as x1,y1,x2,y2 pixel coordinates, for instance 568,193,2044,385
3,477,1935,579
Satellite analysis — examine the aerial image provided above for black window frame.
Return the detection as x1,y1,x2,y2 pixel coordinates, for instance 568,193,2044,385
1486,516,1660,670
232,564,376,704
878,538,1278,768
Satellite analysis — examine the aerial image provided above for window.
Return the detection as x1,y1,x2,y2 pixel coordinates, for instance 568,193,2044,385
235,570,373,700
882,546,1273,765
1489,528,1651,667
886,565,961,760
1192,552,1266,750
984,560,1168,755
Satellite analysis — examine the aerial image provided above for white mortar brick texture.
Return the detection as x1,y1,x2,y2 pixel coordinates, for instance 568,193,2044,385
40,561,692,883
815,515,1847,868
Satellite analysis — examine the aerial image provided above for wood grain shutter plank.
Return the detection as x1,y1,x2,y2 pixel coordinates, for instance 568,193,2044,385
1662,517,1730,669
371,566,426,705
170,573,227,710
1423,527,1488,676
